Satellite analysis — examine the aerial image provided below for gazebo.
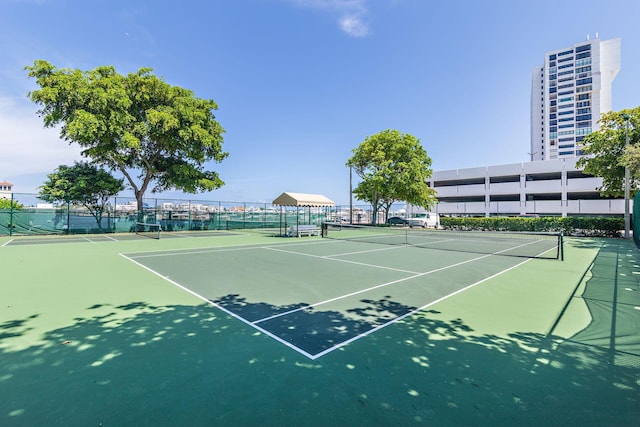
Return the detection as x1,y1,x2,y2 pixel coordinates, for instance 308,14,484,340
272,192,335,236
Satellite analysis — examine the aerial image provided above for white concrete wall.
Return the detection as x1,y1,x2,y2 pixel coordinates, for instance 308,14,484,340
427,159,628,217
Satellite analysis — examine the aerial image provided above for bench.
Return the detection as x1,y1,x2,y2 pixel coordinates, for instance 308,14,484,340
288,224,319,237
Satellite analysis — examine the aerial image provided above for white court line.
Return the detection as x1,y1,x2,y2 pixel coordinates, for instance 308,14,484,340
119,252,318,360
311,256,536,359
126,238,332,259
82,236,98,244
253,251,496,324
323,244,407,258
264,246,421,274
122,236,552,359
1,239,14,247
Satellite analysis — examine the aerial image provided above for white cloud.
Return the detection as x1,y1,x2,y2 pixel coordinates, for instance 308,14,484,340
339,14,369,37
0,97,83,178
288,0,371,37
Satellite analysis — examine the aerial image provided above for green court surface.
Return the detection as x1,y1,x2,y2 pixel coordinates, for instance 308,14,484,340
1,230,639,425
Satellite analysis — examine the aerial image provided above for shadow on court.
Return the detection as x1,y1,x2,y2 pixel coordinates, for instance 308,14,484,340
213,293,419,356
554,238,640,360
1,297,638,426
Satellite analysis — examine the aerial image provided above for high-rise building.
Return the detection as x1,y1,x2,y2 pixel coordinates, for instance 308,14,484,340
530,36,620,161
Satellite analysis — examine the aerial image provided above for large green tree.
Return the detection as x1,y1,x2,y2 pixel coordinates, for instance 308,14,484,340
39,162,124,230
26,60,227,214
346,129,436,224
576,107,640,197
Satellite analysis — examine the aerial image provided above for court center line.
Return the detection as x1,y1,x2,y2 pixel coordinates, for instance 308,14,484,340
253,251,498,324
255,237,549,325
323,244,410,258
263,245,422,275
310,255,537,359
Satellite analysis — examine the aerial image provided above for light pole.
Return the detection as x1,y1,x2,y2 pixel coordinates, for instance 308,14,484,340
623,113,631,238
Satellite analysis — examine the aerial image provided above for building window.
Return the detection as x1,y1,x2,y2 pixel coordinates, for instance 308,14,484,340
575,58,591,67
575,44,591,53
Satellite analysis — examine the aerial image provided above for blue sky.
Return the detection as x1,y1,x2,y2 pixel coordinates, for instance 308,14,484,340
1,0,639,205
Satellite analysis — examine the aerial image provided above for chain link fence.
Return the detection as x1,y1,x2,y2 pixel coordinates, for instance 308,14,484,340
0,193,407,236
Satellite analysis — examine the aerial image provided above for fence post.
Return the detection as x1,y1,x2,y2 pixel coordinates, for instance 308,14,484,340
66,198,70,234
9,193,14,236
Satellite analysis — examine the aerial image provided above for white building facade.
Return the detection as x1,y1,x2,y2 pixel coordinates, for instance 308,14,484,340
0,181,12,200
530,37,620,161
415,37,626,218
429,159,625,217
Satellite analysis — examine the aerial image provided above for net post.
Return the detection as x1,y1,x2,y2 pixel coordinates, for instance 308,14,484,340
321,222,328,238
559,233,564,261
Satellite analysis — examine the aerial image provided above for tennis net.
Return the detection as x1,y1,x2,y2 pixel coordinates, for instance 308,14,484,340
321,223,563,260
135,222,162,239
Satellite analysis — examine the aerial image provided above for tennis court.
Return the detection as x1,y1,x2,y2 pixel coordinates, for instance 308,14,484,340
122,228,562,359
1,228,639,425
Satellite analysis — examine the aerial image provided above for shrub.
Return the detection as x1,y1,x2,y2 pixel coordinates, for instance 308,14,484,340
440,216,623,237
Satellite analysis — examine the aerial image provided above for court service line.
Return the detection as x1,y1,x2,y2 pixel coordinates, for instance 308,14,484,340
119,252,318,360
253,250,499,324
264,246,422,275
256,238,549,325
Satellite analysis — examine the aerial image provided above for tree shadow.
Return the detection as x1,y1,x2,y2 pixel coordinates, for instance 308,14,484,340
1,296,638,426
212,293,420,356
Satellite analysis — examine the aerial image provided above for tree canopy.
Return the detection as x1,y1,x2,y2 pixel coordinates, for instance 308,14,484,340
26,60,227,212
39,162,124,230
346,129,436,224
0,199,22,210
576,107,640,197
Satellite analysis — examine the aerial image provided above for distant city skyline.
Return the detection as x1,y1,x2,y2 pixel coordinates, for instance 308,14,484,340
1,1,639,205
